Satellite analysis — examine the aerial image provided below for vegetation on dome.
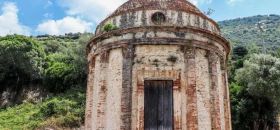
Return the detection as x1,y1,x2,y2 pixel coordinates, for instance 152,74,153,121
103,23,118,32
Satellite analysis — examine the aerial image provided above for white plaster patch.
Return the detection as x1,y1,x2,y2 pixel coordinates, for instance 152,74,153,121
91,55,101,129
105,49,123,130
195,49,212,130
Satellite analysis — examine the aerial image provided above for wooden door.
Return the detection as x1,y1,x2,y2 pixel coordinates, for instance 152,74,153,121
144,80,173,130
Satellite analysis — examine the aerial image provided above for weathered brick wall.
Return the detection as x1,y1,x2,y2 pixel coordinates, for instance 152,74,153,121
132,45,185,130
105,49,123,129
86,49,124,129
217,56,226,130
85,56,95,129
86,0,231,129
86,44,231,130
195,49,211,130
86,29,231,130
90,55,101,130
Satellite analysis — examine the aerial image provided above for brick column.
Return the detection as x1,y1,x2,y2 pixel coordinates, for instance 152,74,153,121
85,56,95,130
222,66,232,130
208,52,222,130
120,44,134,130
96,52,109,129
184,46,198,130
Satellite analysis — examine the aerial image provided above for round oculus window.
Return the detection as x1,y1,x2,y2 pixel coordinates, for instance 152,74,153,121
151,12,166,25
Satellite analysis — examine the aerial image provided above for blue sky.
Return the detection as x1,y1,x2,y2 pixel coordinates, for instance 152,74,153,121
0,0,279,36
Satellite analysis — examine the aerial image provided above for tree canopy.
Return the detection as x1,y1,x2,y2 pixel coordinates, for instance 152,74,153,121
236,54,280,109
0,35,45,85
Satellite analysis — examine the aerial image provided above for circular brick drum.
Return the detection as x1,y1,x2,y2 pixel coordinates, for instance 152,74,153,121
86,0,231,130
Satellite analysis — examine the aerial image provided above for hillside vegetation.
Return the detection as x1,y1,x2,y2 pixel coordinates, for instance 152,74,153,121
0,33,92,129
220,15,280,130
0,88,85,129
219,14,280,53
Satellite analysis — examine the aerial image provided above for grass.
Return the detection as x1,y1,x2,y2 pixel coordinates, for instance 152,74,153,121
0,103,41,130
0,87,86,130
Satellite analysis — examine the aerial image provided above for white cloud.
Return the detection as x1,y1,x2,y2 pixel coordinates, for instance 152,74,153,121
59,0,212,23
44,0,53,8
188,0,212,5
227,0,244,5
59,0,127,23
0,2,30,36
43,13,53,18
36,16,93,35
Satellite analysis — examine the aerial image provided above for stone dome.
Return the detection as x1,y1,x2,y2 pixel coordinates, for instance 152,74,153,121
94,0,222,37
109,0,205,20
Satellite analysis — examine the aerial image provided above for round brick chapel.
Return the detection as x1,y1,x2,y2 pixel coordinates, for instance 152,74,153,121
85,0,232,129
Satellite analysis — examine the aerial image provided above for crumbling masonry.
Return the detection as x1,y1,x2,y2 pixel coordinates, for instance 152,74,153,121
86,0,232,129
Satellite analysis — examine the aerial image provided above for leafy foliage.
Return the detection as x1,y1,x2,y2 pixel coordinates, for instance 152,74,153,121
103,23,118,32
230,54,280,129
45,62,74,92
0,33,92,129
0,33,91,93
236,54,280,108
224,16,280,128
41,33,91,92
0,35,45,85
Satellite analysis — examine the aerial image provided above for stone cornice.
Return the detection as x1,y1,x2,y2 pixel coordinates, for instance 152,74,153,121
87,26,231,56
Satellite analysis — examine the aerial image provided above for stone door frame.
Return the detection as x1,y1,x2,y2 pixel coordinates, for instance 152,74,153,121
134,69,182,130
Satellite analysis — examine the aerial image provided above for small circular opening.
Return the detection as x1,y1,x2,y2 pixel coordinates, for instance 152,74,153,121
151,12,166,25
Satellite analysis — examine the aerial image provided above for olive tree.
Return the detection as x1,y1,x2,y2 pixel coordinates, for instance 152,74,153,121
236,54,280,107
235,54,280,129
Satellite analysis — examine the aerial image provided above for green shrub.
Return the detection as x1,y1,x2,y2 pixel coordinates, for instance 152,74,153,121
103,23,118,32
42,34,89,93
38,98,75,118
44,62,74,92
0,87,86,129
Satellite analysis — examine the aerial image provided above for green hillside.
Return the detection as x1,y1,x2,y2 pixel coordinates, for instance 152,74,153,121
220,15,280,130
219,14,280,52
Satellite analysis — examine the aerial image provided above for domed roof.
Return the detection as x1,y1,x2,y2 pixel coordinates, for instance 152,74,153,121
89,0,230,58
96,0,220,34
111,0,202,17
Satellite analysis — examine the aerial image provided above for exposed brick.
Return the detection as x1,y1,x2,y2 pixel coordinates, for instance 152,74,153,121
208,52,222,130
96,66,108,129
85,57,95,129
85,0,231,130
120,44,134,130
184,46,199,130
